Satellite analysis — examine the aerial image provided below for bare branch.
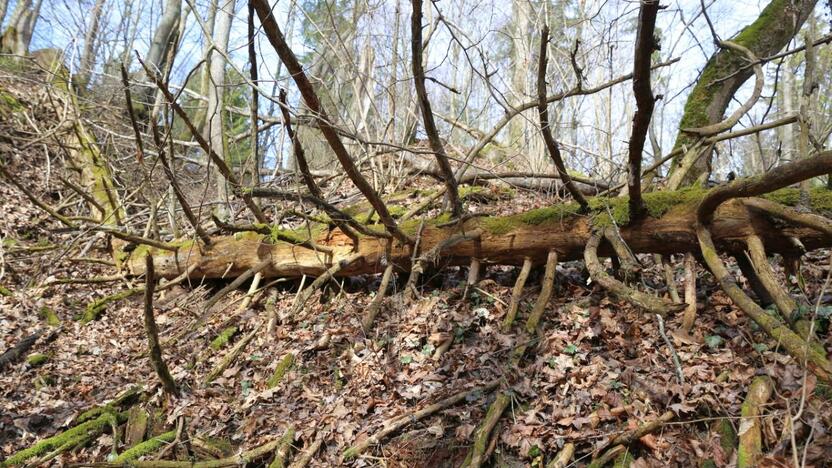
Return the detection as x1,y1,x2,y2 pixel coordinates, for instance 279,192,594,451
627,0,660,221
536,25,589,211
251,0,410,244
410,0,463,218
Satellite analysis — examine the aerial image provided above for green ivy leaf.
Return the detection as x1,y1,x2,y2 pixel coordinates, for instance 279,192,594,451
400,355,413,365
704,335,724,350
752,343,769,353
563,344,578,355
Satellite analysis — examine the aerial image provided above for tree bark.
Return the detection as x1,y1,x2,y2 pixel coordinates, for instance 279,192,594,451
127,195,832,280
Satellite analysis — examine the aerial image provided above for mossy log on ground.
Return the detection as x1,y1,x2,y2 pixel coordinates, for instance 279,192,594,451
127,188,832,280
0,411,127,467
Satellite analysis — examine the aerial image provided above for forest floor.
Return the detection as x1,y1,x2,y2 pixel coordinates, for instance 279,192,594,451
2,68,832,467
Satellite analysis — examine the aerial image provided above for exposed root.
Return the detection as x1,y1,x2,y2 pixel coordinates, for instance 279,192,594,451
268,426,295,468
462,250,558,467
362,263,394,332
737,376,773,468
501,257,532,332
697,224,832,382
584,230,685,316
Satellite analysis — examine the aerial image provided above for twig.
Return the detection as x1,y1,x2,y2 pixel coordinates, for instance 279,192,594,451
656,314,684,384
150,119,212,246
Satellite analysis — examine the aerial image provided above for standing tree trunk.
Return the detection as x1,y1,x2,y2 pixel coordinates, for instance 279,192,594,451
138,0,182,110
192,0,218,133
0,0,42,55
206,0,236,220
0,0,9,29
75,0,107,92
669,0,817,185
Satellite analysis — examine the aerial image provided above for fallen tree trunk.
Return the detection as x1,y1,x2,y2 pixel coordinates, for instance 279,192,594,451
126,189,832,280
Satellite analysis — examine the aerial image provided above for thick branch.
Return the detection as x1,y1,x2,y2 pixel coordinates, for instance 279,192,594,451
698,150,832,223
138,58,268,225
627,0,660,220
143,255,178,396
276,89,360,247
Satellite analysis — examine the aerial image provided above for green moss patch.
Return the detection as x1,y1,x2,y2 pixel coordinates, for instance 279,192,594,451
39,307,61,327
210,326,238,351
267,353,295,389
81,288,143,324
0,89,23,117
0,411,127,467
26,353,48,366
114,430,175,463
